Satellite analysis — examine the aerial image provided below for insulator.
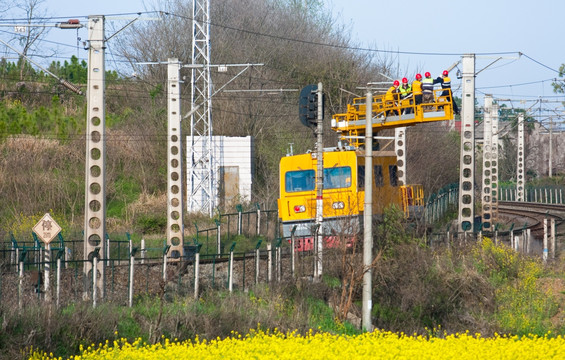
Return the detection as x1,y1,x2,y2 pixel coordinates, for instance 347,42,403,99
59,79,84,95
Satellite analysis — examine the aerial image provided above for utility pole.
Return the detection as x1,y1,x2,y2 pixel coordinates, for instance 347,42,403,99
482,95,493,229
362,89,373,331
457,54,476,233
314,82,324,280
395,127,406,186
517,113,525,201
491,103,499,222
549,116,553,177
167,59,184,259
83,15,106,297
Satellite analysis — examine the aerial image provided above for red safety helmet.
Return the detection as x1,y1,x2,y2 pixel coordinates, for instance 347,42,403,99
425,71,431,78
442,70,449,76
402,77,408,84
415,73,422,80
393,80,400,86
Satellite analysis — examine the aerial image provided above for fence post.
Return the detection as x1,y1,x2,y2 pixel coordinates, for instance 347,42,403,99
54,249,63,308
275,238,282,282
194,243,202,299
236,204,243,235
10,235,17,268
140,239,146,264
509,223,515,251
524,229,532,254
18,249,27,310
163,244,171,282
544,188,548,203
228,241,236,292
256,203,261,236
105,233,110,267
44,243,51,302
92,247,100,308
255,239,262,284
291,226,297,278
551,218,556,259
65,247,70,268
543,218,548,263
267,242,272,282
215,219,221,255
129,246,138,307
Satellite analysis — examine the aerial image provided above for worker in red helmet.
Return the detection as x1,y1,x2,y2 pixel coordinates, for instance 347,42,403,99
398,77,413,114
421,72,435,110
412,74,423,107
435,70,460,115
384,80,400,116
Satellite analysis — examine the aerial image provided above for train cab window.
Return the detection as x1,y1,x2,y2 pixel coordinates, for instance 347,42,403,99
323,166,351,189
374,165,384,187
285,170,315,192
389,165,398,187
357,165,365,190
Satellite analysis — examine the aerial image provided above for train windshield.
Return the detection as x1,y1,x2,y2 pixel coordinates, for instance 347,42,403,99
285,170,315,192
323,166,351,189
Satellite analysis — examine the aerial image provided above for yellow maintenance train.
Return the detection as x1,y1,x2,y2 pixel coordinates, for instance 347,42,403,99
278,87,454,250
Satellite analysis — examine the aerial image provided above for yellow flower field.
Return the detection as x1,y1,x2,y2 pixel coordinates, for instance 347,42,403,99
29,329,565,360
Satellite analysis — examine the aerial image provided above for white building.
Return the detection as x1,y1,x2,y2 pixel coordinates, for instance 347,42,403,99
187,136,254,212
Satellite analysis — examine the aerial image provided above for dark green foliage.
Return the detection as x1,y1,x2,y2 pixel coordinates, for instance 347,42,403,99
135,214,168,234
0,96,81,140
47,56,88,84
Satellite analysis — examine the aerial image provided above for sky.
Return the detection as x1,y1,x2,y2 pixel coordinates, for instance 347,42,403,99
1,0,564,126
329,0,565,127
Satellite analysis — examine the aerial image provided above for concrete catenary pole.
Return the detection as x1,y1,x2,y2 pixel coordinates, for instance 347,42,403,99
481,95,493,229
167,59,184,259
457,54,476,233
491,103,499,222
517,114,525,201
362,90,373,331
315,82,324,280
84,15,106,298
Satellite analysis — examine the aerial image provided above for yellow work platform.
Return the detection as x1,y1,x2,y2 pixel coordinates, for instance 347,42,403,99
331,88,454,148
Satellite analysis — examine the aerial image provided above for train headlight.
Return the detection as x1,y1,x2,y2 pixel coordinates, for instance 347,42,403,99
332,201,345,209
293,205,306,213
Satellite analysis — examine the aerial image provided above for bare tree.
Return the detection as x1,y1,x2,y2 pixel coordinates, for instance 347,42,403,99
117,0,397,207
8,0,50,81
407,123,460,195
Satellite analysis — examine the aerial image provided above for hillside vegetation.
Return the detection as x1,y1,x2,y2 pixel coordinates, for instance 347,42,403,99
0,0,461,237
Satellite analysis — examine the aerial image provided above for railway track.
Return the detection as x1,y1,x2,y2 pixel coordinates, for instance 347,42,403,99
496,201,565,255
497,201,565,233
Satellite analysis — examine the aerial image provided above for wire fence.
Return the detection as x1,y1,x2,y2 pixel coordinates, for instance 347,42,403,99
0,233,353,310
0,204,338,311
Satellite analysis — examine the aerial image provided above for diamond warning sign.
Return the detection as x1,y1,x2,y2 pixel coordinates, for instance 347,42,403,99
32,213,62,245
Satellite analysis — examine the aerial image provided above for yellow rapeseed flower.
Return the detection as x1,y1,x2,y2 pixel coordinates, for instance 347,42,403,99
28,329,565,360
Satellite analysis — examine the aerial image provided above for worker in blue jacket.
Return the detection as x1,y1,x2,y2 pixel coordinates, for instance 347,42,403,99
435,70,460,115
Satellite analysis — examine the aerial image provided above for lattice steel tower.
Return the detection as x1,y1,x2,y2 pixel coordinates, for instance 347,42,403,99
188,0,216,215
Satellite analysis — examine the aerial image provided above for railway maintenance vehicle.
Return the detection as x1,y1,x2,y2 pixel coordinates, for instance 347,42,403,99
278,83,455,251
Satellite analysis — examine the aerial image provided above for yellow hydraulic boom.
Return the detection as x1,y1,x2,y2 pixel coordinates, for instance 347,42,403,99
331,88,454,148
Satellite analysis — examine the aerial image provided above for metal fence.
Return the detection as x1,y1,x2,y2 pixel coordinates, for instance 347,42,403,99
0,203,343,310
0,232,351,310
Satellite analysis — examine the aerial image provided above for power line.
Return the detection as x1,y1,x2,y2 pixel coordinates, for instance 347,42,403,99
521,53,561,74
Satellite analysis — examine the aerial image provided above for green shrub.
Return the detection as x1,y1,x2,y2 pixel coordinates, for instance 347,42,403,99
135,214,167,234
